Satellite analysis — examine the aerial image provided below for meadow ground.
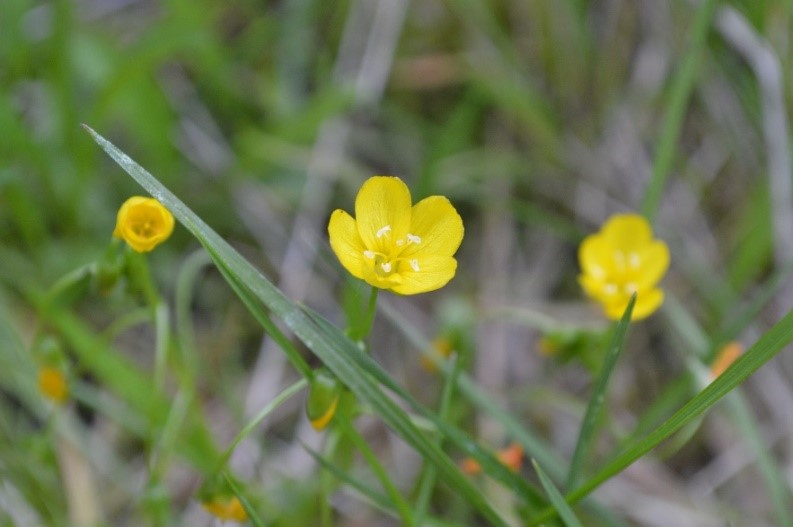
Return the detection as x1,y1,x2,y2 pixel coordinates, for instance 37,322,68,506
2,1,793,526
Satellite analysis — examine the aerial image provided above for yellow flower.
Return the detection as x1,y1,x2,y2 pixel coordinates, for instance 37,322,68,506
113,196,175,253
578,214,669,321
328,176,464,295
201,496,248,522
420,337,455,373
37,366,69,404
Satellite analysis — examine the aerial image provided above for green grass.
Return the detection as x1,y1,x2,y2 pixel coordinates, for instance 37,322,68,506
3,1,793,525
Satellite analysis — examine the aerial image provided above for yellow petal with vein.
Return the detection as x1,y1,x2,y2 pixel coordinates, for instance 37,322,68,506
391,256,457,295
355,176,412,253
634,241,670,288
601,214,652,251
578,234,612,280
401,196,463,258
328,209,367,280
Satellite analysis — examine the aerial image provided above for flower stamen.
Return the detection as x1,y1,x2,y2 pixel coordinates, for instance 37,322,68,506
376,225,392,238
407,233,421,244
410,259,420,272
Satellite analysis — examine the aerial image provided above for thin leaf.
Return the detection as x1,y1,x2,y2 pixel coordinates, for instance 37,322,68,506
336,414,415,526
216,378,308,471
565,293,635,490
225,473,265,527
528,306,793,526
303,444,393,512
303,305,545,507
533,459,583,527
640,0,720,221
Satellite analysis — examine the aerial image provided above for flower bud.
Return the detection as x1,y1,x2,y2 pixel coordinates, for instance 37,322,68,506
420,337,455,373
197,475,249,522
113,196,174,253
201,495,248,522
32,335,69,404
37,366,69,404
306,369,342,431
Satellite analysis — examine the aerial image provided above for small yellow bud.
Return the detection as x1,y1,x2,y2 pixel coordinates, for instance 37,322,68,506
201,496,248,522
306,370,342,431
113,196,174,253
38,366,68,404
420,337,454,373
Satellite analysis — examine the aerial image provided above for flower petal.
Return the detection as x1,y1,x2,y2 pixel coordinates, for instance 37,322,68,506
355,176,412,253
601,288,663,320
113,197,174,252
601,214,652,252
391,256,458,295
634,240,670,288
328,209,367,280
578,234,612,280
629,288,664,320
400,196,464,258
578,273,608,300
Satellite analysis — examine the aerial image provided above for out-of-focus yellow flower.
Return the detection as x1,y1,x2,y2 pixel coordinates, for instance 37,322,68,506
201,495,248,522
420,337,454,373
461,443,524,475
710,341,743,379
37,366,68,404
328,176,464,295
578,214,669,321
113,196,174,253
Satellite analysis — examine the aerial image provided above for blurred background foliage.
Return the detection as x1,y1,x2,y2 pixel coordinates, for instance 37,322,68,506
3,0,793,525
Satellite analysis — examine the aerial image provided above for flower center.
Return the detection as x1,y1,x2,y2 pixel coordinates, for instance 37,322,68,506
132,218,159,238
363,225,423,278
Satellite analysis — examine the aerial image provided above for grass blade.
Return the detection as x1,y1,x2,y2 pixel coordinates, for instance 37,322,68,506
529,305,793,526
225,473,265,527
302,305,545,507
215,378,308,471
640,0,720,221
533,459,583,527
565,294,635,490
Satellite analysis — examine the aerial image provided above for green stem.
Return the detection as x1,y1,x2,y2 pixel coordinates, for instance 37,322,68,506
565,295,635,490
126,251,161,313
153,301,170,393
640,0,719,222
337,413,416,527
320,429,342,527
414,355,461,525
175,250,213,387
101,308,150,341
46,263,94,306
215,378,308,471
358,286,379,341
